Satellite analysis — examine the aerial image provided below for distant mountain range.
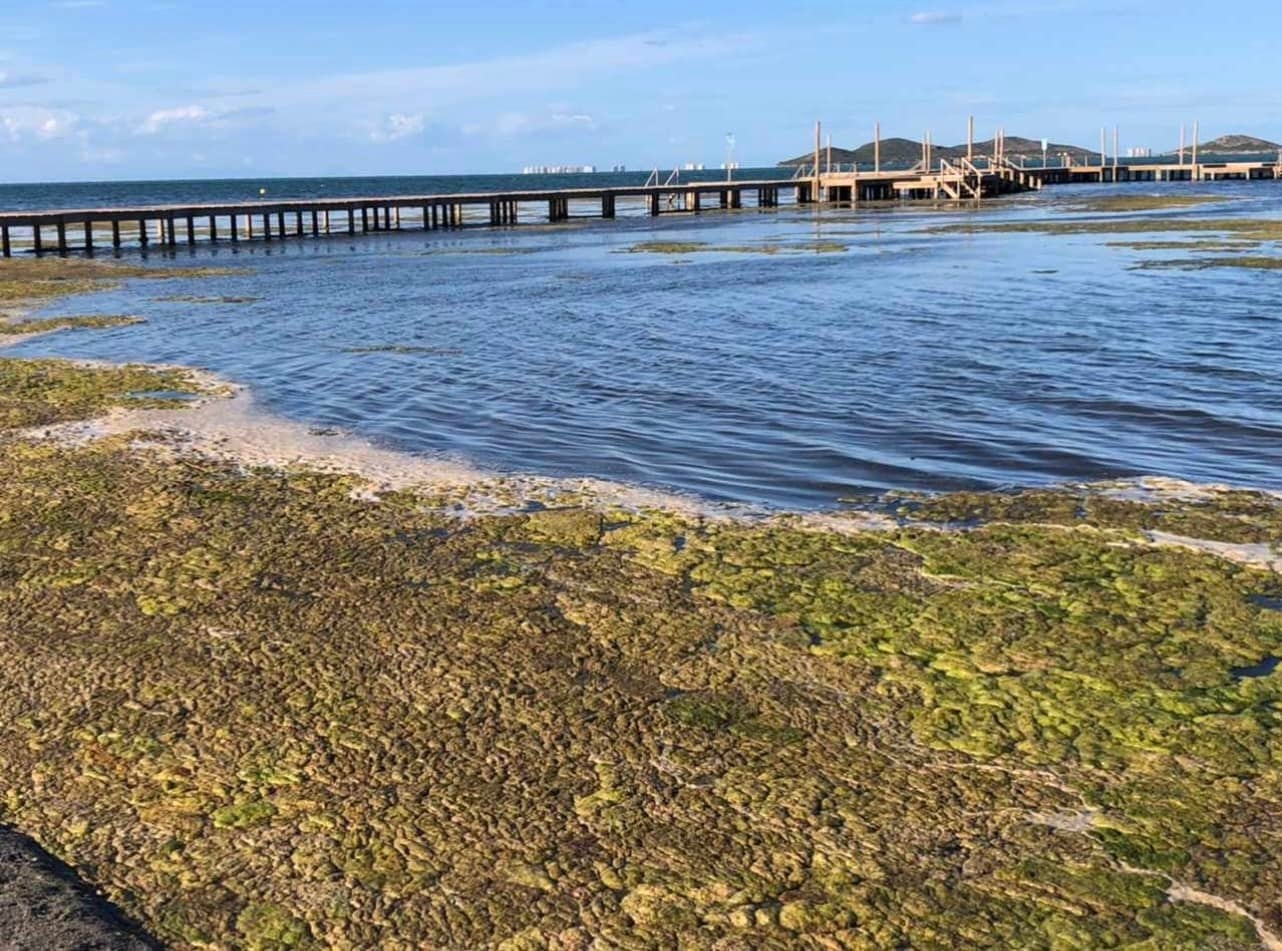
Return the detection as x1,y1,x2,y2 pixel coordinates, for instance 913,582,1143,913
779,133,1282,167
778,136,1098,168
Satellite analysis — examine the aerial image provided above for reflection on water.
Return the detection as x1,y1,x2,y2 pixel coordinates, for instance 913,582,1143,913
10,182,1282,509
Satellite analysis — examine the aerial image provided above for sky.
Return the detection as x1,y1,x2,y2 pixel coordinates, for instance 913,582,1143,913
1,0,1279,182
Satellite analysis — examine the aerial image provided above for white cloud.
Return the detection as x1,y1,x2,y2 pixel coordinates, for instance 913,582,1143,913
0,106,78,141
368,112,425,143
470,109,597,138
137,104,209,134
910,10,963,23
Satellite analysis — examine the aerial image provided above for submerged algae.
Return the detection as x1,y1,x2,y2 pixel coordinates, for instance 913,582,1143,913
0,355,1280,948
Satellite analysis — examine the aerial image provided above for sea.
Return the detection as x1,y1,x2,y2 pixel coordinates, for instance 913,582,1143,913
3,169,1280,510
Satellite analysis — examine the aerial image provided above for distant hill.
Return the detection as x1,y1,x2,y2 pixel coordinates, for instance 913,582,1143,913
779,135,1097,168
1180,134,1281,155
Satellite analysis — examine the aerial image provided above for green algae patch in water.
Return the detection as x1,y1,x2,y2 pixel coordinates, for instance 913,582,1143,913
0,314,144,337
1132,254,1282,271
1067,194,1229,214
0,258,246,310
624,240,848,256
0,358,203,429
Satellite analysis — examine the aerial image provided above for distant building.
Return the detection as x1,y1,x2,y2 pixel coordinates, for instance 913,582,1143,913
521,165,597,175
611,164,627,173
720,162,741,170
682,162,705,171
1125,147,1153,158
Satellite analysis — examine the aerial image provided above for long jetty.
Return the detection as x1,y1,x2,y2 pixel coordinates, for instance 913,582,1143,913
0,180,788,258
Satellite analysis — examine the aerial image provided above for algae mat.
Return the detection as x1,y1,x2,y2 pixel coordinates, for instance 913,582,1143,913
0,373,1280,948
1,261,1281,948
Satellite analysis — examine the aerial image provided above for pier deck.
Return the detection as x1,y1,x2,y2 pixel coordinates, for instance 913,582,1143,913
2,155,1280,257
0,180,787,257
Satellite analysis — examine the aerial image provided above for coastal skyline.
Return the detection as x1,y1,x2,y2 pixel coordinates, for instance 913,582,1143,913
1,0,1280,181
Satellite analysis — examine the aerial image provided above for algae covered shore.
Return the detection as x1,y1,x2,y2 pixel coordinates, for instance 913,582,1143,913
1,259,1282,948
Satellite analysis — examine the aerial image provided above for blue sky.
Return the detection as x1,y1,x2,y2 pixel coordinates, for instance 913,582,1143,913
1,0,1278,182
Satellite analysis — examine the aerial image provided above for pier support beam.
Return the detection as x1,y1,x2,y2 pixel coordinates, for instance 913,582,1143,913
57,221,67,255
1,225,9,258
648,193,661,216
186,216,195,246
209,216,218,242
33,226,43,255
311,210,319,237
83,221,93,254
138,220,148,247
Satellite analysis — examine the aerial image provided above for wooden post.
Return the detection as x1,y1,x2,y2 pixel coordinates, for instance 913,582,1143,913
56,221,68,254
813,120,821,203
112,221,121,248
33,224,43,255
247,214,253,240
311,210,319,237
263,213,272,241
138,219,148,247
1,225,9,258
209,216,218,242
168,218,177,247
361,208,369,232
231,215,239,242
83,221,93,253
324,210,331,235
295,211,304,237
186,216,195,246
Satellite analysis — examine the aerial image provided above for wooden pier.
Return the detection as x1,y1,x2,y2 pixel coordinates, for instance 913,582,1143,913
0,180,789,258
2,125,1281,257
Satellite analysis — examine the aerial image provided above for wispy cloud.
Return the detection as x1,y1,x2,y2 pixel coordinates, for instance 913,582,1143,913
368,112,425,143
909,10,963,24
0,106,79,141
0,70,51,89
137,104,208,134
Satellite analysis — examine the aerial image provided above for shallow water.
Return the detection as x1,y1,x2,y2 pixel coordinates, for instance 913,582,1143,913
9,180,1282,509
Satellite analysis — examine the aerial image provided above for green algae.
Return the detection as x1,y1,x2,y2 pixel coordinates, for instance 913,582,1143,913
340,344,463,356
154,295,262,305
0,359,202,429
624,240,848,256
0,258,244,311
0,250,1279,946
928,215,1282,242
0,371,1279,946
1067,195,1227,214
0,314,144,337
1132,255,1282,271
